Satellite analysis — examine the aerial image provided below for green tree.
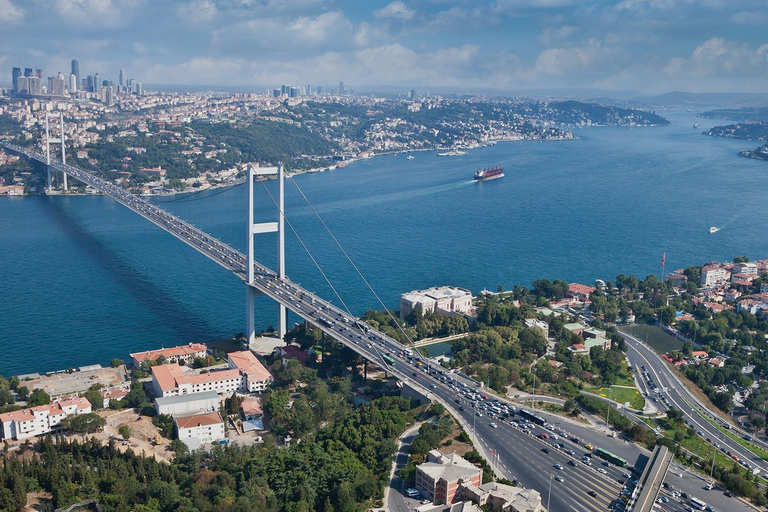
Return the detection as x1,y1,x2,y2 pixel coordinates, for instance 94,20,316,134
110,358,125,368
26,389,50,407
118,425,131,439
63,413,106,433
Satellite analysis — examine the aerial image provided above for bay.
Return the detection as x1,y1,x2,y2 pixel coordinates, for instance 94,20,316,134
0,110,765,376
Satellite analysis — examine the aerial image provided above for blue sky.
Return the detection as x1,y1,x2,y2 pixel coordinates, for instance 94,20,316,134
1,0,767,93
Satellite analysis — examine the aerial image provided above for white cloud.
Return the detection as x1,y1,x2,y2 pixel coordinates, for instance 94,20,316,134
539,25,577,45
49,0,146,28
0,0,24,22
213,11,355,53
177,0,218,25
533,38,620,77
664,38,768,79
373,1,415,21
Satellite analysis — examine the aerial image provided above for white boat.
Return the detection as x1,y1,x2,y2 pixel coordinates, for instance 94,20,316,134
709,226,719,234
406,155,415,160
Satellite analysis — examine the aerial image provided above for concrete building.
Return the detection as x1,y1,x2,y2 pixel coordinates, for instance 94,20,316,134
175,411,225,450
0,397,92,441
130,342,208,369
567,283,595,301
415,450,483,505
151,364,242,398
700,266,728,287
584,337,612,351
524,319,549,339
99,386,130,408
400,286,474,320
152,351,272,398
733,262,758,276
227,350,273,393
155,390,219,416
460,481,542,512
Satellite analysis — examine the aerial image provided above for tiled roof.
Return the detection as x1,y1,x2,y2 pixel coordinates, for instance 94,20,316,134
175,411,222,429
131,343,206,363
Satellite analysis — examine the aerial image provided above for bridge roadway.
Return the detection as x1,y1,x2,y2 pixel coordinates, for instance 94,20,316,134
8,143,627,511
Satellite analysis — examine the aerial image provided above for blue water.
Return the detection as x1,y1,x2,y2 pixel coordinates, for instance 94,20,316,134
1,111,766,376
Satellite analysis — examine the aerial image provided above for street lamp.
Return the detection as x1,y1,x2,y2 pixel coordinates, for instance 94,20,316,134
532,366,537,412
547,473,554,512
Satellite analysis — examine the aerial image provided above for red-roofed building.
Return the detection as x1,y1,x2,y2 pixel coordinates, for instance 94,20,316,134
152,351,272,398
567,283,595,301
130,343,207,370
0,397,92,441
276,345,309,366
99,386,130,408
175,411,225,448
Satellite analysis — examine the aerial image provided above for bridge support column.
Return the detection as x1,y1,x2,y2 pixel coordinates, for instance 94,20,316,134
246,165,257,344
44,115,51,191
60,112,68,191
277,163,286,340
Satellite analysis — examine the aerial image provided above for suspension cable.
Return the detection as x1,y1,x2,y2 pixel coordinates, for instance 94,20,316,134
286,174,424,355
257,180,393,362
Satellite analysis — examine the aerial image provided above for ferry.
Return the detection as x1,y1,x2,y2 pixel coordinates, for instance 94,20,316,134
474,167,504,181
437,150,468,157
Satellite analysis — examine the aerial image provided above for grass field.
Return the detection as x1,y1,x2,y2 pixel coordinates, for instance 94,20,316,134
594,386,646,410
621,324,684,353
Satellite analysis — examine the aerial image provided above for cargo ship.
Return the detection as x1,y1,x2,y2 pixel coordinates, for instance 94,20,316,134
474,166,504,181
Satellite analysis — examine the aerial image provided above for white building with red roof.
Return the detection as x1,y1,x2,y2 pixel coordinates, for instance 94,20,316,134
130,343,207,370
567,283,595,302
151,351,272,398
175,411,225,450
0,397,92,441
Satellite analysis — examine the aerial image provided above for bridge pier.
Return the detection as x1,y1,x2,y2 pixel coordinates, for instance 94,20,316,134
44,112,68,192
246,163,287,344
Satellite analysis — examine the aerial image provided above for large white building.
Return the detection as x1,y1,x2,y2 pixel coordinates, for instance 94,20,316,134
700,266,729,287
155,390,219,416
0,397,92,441
151,351,272,398
400,286,474,320
175,411,225,450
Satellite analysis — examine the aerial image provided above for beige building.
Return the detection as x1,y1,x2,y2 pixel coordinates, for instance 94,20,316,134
400,286,474,320
415,450,483,505
130,342,208,369
460,481,542,512
700,266,728,287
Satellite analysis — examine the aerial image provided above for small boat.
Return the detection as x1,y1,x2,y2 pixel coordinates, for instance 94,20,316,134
406,155,415,160
709,226,719,234
693,123,701,129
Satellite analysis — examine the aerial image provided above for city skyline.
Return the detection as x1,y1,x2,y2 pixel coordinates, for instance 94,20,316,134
0,0,766,94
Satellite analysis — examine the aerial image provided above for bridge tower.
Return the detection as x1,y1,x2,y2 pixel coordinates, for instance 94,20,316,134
44,112,68,191
246,163,286,343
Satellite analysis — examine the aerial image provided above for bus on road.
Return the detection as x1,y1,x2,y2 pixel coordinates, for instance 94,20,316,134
382,354,396,367
689,497,706,510
594,447,628,467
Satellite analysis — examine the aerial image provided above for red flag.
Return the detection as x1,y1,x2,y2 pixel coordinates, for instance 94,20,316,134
661,252,666,266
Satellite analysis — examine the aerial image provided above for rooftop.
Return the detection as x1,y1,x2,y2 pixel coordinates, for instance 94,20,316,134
174,411,223,430
131,342,207,363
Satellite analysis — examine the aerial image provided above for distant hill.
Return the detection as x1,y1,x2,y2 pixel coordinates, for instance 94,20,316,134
638,92,768,108
699,106,768,123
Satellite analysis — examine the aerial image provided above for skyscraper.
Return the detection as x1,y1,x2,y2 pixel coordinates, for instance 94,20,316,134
24,68,33,77
339,81,344,95
87,75,95,92
93,73,101,93
12,67,21,92
35,68,43,79
119,69,126,87
71,59,80,83
69,73,78,93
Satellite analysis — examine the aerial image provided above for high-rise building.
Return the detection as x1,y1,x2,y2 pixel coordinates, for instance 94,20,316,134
16,76,29,94
48,74,66,96
87,75,95,92
339,81,344,95
289,87,298,98
24,68,33,77
307,84,312,96
272,89,281,97
316,86,323,95
71,59,80,84
119,69,126,87
35,68,43,79
28,76,42,95
281,84,289,95
12,67,21,92
135,82,143,95
93,73,101,93
69,73,78,93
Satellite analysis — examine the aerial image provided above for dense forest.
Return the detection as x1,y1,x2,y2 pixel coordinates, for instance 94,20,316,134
0,394,413,512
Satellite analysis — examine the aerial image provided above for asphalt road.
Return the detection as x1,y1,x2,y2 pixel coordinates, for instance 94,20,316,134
622,329,768,478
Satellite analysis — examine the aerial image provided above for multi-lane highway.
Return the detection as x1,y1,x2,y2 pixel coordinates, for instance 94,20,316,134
622,329,768,479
